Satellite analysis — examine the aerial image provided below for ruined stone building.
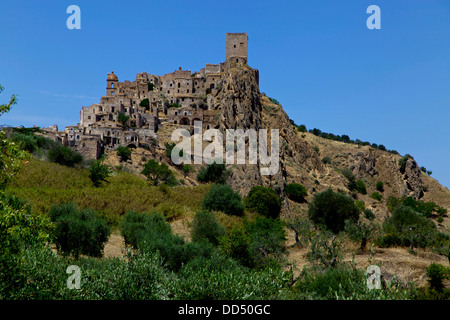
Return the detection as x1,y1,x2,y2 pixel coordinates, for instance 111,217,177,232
43,33,251,159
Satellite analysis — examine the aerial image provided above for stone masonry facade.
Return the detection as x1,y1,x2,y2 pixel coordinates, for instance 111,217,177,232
43,33,250,159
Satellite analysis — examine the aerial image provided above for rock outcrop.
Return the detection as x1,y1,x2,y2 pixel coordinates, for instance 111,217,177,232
401,158,424,199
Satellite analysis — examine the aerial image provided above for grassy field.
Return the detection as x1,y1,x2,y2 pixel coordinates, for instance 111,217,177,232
6,158,210,226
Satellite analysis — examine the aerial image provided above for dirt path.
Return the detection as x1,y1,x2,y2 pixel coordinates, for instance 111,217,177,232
103,231,126,258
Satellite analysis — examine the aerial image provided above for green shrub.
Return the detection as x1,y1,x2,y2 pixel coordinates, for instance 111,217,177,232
293,265,410,300
0,193,52,293
307,230,344,269
88,158,111,187
364,209,375,221
426,263,449,293
176,252,291,300
370,192,383,202
120,210,211,272
307,189,360,234
344,220,378,252
386,196,446,218
120,211,171,248
181,164,193,177
48,145,83,167
244,186,282,219
116,146,132,162
355,180,367,194
196,163,228,184
245,217,287,269
297,124,307,133
139,98,150,110
141,159,175,186
2,244,177,300
202,184,244,216
117,112,129,128
191,211,225,245
164,142,177,158
10,132,38,153
355,200,365,212
379,205,437,250
376,181,384,192
269,97,280,105
49,203,110,258
285,183,308,203
342,169,356,191
218,226,253,268
321,156,332,164
156,202,185,221
386,196,402,212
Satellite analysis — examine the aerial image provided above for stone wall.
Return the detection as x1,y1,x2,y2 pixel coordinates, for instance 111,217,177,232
226,33,248,61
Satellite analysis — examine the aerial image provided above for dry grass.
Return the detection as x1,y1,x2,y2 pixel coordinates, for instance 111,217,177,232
6,158,210,223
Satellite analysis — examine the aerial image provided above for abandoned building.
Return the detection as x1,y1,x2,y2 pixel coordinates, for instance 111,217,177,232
42,33,250,159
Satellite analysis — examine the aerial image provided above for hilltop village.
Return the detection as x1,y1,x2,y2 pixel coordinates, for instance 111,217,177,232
42,33,251,159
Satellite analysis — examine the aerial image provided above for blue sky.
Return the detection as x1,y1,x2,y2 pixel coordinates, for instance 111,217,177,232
1,0,449,189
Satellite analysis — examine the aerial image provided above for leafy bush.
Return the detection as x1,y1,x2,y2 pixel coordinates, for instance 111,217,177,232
120,211,171,248
121,210,215,272
156,202,185,221
2,244,177,300
117,112,129,128
164,142,178,159
307,189,360,234
426,263,449,293
387,196,445,218
191,210,225,245
342,169,357,191
285,183,308,203
355,200,365,212
355,180,367,194
218,226,253,268
293,265,411,300
269,97,280,105
202,184,244,216
181,164,193,177
286,217,314,247
49,203,110,258
10,132,38,153
176,252,291,300
307,231,344,269
0,193,52,294
139,98,149,110
378,205,437,251
196,163,228,184
245,217,287,269
370,192,383,202
88,158,111,187
116,146,132,162
321,156,332,164
141,159,175,186
244,186,282,219
344,220,378,252
364,209,375,221
48,145,83,167
376,181,384,192
297,124,307,133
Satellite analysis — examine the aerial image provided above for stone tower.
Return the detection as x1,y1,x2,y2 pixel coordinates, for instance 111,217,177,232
226,33,248,62
106,71,118,96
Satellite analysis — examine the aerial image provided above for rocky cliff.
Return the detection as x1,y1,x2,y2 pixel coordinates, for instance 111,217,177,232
201,62,449,223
